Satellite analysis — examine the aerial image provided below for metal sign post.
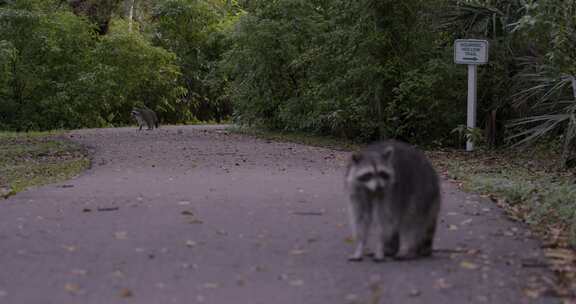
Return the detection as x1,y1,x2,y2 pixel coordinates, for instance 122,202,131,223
454,39,489,151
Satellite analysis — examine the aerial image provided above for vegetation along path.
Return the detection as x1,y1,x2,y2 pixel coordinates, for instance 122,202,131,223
0,125,557,303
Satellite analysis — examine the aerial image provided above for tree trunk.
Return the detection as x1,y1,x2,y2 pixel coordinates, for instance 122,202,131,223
124,0,135,32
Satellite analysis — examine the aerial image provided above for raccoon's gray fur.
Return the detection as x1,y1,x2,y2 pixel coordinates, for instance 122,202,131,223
131,107,159,131
345,140,441,262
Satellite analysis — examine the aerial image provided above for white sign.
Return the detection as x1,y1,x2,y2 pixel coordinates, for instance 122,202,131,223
454,39,489,65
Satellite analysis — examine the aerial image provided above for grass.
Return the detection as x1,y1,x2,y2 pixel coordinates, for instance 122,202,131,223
429,146,576,248
0,131,90,197
429,146,576,297
228,125,361,151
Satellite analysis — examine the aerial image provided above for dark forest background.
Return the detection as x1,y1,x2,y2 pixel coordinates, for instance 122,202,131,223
1,0,575,164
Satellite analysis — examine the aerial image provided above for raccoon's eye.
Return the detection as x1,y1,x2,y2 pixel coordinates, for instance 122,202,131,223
357,172,374,182
377,171,390,180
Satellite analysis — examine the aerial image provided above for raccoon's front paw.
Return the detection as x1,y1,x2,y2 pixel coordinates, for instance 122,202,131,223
372,256,386,263
348,254,364,262
393,252,419,261
372,250,385,262
418,247,433,257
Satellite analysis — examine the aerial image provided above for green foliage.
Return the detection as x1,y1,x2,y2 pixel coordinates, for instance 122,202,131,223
2,0,576,161
441,0,576,165
0,4,98,130
0,0,183,131
89,21,184,126
225,0,461,143
0,131,89,195
224,0,325,129
152,0,234,122
431,147,576,246
505,0,576,167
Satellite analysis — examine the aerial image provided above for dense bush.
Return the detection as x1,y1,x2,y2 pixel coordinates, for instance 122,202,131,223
151,0,234,123
0,4,98,130
0,1,184,130
0,0,237,131
2,0,576,157
225,0,466,143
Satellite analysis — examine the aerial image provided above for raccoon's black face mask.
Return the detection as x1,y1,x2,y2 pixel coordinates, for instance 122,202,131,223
348,148,395,193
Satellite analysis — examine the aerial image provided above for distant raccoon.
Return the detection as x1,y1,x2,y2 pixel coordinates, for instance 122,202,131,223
131,108,158,131
345,140,441,262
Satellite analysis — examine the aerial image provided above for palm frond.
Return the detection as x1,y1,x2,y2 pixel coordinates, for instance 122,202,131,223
507,113,570,146
440,1,525,38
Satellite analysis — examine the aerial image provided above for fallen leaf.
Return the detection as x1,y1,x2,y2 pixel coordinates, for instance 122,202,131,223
114,231,128,240
112,270,125,278
97,207,119,212
292,211,323,216
236,278,246,287
448,225,458,231
409,288,421,297
460,219,473,225
119,288,133,298
307,237,319,243
63,245,77,252
544,249,575,262
253,265,266,272
185,240,197,247
70,269,88,276
460,261,479,270
434,278,452,289
202,283,220,289
466,249,480,255
290,249,306,256
523,288,541,299
345,294,359,302
64,283,83,295
476,295,489,302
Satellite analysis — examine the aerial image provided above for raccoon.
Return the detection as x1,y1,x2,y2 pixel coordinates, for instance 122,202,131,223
131,107,159,130
345,140,441,262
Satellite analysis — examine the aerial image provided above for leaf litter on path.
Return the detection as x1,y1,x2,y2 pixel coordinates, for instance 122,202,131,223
119,288,133,298
114,231,128,240
64,283,84,295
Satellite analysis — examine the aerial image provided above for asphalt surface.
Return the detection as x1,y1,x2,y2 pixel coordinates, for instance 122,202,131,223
0,125,557,303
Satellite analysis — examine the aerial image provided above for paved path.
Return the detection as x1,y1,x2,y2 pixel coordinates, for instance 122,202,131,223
0,125,555,303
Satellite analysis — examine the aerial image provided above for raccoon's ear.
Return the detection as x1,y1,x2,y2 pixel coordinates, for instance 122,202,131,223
381,146,394,162
351,153,363,163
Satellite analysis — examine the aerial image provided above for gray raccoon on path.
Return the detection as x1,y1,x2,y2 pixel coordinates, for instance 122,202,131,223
131,108,159,131
345,140,441,262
